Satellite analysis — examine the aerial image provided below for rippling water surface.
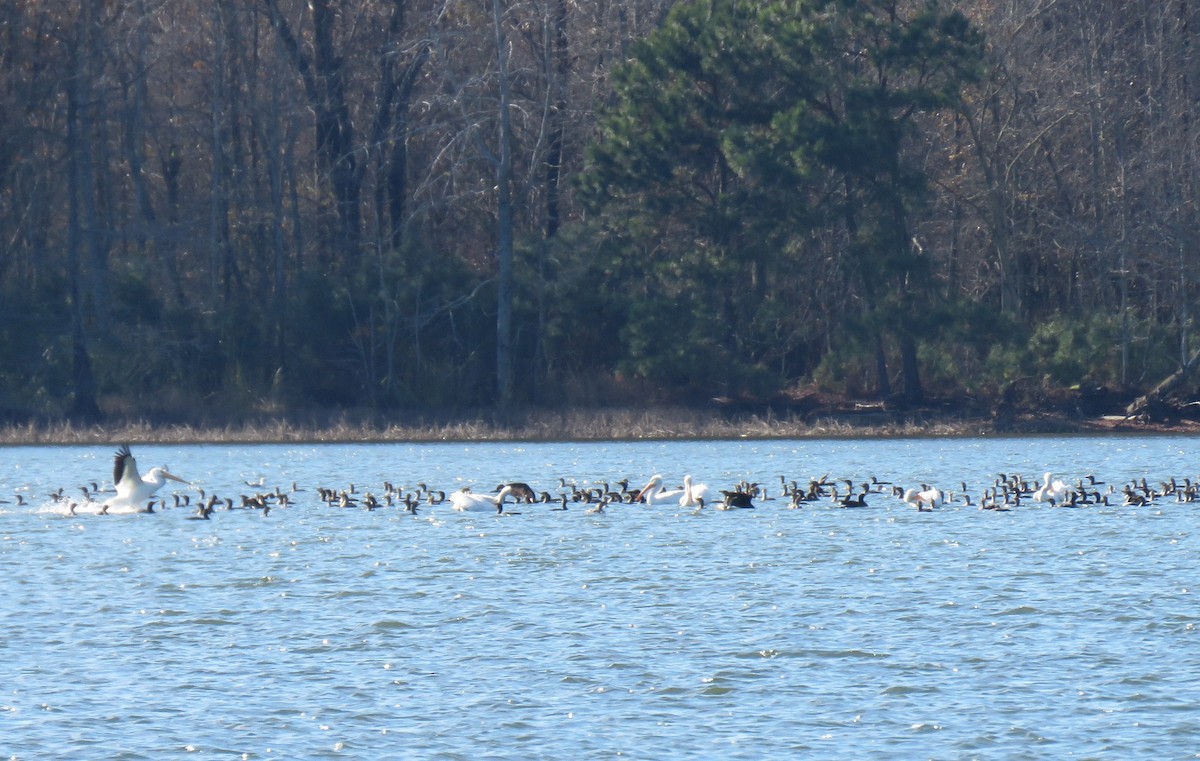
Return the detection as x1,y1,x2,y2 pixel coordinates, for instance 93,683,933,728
3,436,1200,759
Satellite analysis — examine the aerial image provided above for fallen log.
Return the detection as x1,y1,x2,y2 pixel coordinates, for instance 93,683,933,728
1125,348,1200,418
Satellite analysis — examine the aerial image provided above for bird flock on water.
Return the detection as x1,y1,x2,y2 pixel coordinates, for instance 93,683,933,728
13,444,1200,520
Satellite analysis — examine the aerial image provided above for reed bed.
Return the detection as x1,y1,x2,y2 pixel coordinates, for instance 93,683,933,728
0,405,1151,445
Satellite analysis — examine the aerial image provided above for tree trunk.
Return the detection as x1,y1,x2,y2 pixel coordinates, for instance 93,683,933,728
545,0,569,241
873,333,891,402
209,1,233,304
534,0,570,402
899,333,923,404
65,5,103,423
263,0,362,273
371,0,428,253
493,0,515,406
73,4,111,327
68,317,102,424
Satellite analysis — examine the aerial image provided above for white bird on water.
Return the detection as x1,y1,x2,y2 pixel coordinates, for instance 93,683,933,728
1033,472,1070,504
903,485,942,511
101,444,188,514
449,484,515,513
679,475,710,507
635,474,686,506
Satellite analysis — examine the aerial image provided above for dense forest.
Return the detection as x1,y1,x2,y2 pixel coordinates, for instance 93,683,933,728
2,0,1199,426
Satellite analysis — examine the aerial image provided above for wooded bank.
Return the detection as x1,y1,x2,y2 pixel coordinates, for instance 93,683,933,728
3,0,1200,426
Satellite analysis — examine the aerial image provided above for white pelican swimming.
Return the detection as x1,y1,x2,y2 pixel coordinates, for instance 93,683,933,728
635,474,685,505
101,444,188,514
902,486,942,511
449,484,515,513
679,475,710,507
1033,472,1070,504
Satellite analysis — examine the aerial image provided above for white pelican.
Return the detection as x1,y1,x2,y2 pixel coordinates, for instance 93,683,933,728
449,485,515,513
679,475,710,507
902,486,942,511
102,444,188,514
1033,472,1070,504
635,474,685,505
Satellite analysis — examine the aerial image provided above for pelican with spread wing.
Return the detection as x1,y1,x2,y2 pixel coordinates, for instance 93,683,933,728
102,444,188,513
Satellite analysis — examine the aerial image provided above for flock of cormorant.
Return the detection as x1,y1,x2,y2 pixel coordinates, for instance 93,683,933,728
17,444,1200,520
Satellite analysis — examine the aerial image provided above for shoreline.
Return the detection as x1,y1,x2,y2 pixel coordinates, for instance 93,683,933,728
1,407,1197,445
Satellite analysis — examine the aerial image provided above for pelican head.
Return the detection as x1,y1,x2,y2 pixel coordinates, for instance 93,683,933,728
152,467,188,484
635,474,664,503
494,484,514,510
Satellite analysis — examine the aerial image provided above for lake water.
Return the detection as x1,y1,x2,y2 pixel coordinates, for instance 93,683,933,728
2,435,1199,759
